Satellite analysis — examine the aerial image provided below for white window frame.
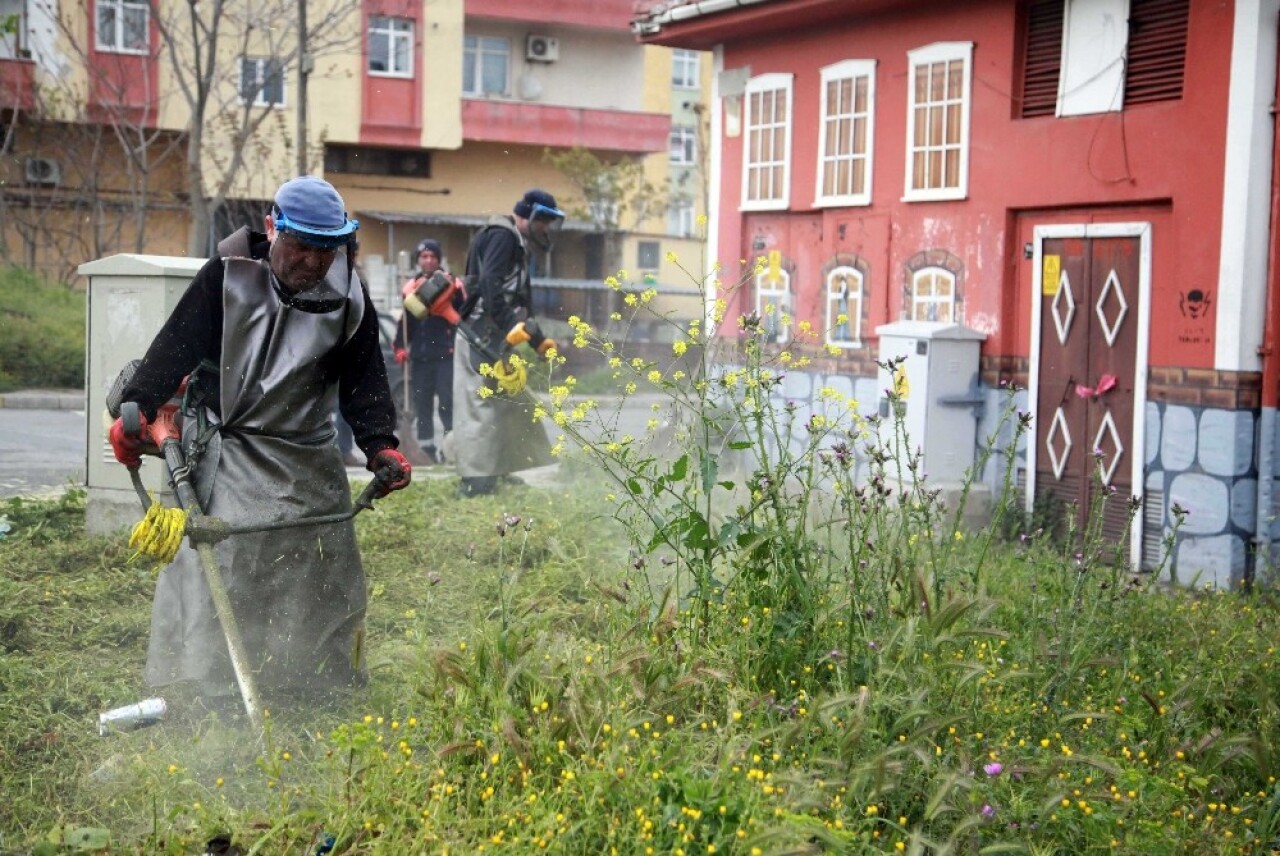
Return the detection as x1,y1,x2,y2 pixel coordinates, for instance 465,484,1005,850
0,0,26,60
669,125,696,166
816,59,876,207
240,57,287,109
910,266,956,322
755,268,791,344
826,266,863,347
668,198,696,237
672,48,700,89
369,15,414,79
741,72,793,211
903,41,973,202
95,0,148,55
463,34,510,97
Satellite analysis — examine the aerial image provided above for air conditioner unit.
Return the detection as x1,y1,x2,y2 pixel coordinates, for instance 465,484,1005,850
24,156,61,187
526,34,559,63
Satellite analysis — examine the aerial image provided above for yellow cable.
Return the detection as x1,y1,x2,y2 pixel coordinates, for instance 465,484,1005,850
129,497,187,564
492,359,528,395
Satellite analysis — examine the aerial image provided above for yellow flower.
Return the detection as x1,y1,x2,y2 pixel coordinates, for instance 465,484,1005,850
625,294,638,307
647,370,662,384
672,340,688,356
665,250,678,263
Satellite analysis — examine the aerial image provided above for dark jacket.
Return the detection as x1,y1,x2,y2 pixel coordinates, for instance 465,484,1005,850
120,229,398,458
464,217,531,334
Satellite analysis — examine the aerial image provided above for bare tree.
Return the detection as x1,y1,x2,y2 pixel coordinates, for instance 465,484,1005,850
0,2,187,281
147,0,359,255
28,0,358,257
546,146,669,232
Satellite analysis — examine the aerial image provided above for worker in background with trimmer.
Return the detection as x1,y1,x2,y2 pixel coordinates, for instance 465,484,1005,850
394,239,464,465
107,175,411,711
452,188,562,497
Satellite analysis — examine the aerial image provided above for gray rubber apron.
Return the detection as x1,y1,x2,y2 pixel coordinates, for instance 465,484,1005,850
452,334,553,478
145,253,368,699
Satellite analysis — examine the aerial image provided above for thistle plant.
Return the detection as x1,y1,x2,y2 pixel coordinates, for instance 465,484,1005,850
521,248,1025,698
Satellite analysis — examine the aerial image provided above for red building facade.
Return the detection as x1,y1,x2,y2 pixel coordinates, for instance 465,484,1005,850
634,0,1280,585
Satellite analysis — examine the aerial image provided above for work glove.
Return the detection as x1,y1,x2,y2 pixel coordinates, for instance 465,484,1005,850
108,412,148,468
507,320,557,357
394,348,409,365
368,449,412,497
505,322,532,347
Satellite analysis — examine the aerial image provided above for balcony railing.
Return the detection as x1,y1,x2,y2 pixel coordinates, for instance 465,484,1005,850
468,0,636,32
462,99,670,154
0,55,34,111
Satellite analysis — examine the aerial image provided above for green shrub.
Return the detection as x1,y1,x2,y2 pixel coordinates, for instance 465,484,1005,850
0,266,84,392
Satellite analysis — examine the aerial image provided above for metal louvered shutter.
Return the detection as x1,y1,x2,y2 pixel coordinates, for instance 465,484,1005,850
1019,0,1064,118
1125,0,1189,105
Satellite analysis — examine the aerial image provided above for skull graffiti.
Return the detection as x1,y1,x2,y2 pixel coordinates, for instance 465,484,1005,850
1179,288,1211,320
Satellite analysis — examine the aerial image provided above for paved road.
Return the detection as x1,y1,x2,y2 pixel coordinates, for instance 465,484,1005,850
0,393,665,501
0,407,87,499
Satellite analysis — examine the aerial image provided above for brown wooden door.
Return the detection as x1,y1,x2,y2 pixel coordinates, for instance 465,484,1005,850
1036,236,1140,544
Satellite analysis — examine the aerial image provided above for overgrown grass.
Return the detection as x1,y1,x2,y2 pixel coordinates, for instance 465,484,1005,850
2,473,1279,854
3,254,1279,853
0,266,85,392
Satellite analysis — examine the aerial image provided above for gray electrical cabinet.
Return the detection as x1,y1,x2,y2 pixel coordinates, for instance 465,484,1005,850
876,320,987,485
80,254,205,534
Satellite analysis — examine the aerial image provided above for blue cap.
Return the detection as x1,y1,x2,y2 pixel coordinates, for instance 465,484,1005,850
416,239,442,258
513,189,563,221
273,176,359,248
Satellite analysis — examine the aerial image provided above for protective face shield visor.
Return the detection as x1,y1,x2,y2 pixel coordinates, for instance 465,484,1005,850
527,202,564,251
273,207,360,250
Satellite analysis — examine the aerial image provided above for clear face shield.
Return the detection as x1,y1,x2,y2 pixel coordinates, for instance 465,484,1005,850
527,202,565,251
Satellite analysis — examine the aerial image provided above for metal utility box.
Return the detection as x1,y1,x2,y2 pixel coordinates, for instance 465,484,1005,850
80,254,206,534
876,320,987,485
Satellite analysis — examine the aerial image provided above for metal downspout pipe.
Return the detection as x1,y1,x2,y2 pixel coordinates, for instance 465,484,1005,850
1253,30,1280,585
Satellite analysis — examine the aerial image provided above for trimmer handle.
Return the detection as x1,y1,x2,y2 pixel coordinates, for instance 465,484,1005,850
352,466,397,512
120,401,143,438
119,400,182,457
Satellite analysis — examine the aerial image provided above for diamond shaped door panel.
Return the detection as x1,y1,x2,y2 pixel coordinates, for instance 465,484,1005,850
1096,269,1129,347
1093,409,1124,485
1046,407,1072,480
1052,271,1075,345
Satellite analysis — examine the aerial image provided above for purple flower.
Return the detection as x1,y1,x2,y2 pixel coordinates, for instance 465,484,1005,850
983,762,1003,777
981,804,996,819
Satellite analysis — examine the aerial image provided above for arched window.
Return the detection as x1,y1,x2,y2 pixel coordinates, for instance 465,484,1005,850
754,267,791,344
826,266,863,347
911,266,955,322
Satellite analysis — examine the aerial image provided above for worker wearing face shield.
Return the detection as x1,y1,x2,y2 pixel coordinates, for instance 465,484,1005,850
452,189,563,497
109,176,410,708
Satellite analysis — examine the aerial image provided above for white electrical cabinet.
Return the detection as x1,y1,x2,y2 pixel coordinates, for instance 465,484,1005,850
80,254,206,534
876,321,987,485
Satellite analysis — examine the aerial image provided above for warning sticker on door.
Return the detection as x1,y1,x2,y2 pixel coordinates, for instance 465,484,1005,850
1042,255,1061,296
